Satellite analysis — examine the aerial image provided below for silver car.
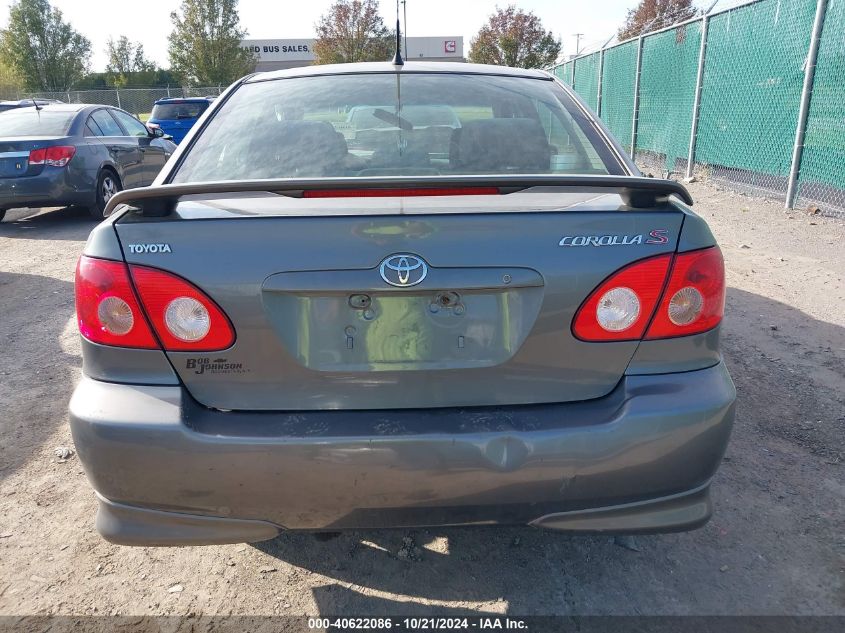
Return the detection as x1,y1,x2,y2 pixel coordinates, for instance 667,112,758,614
69,62,735,546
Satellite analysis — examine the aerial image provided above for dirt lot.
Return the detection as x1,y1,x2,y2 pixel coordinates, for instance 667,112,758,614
0,181,843,617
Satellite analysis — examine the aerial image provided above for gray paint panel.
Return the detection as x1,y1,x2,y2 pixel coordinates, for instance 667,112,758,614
115,210,684,410
95,496,279,546
676,204,718,252
626,328,722,375
82,215,124,261
81,339,178,385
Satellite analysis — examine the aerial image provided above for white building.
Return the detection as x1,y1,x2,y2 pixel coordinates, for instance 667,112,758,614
242,36,465,72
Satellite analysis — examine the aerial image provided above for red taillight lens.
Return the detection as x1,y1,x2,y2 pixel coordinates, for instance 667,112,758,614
302,187,500,198
28,148,45,166
571,247,725,342
75,256,158,349
29,146,75,167
75,256,235,351
645,247,725,339
572,254,673,341
129,266,235,351
45,145,76,167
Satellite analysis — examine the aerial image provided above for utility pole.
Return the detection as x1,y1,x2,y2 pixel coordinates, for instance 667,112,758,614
573,33,584,56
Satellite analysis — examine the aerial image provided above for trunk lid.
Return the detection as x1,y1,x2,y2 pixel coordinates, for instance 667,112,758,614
115,189,684,411
0,137,70,178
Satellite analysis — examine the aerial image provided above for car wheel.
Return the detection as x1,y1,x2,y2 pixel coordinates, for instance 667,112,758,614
89,170,121,220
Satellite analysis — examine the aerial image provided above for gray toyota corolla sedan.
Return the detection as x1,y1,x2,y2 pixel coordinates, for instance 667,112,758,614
0,103,175,222
69,62,735,546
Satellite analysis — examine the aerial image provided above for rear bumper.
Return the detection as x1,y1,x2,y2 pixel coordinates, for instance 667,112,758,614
0,168,94,209
69,362,735,545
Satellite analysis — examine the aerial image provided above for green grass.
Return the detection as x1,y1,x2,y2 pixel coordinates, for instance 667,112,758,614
452,106,493,124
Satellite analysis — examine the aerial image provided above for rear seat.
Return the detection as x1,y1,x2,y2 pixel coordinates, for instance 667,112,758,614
450,118,552,172
250,120,349,177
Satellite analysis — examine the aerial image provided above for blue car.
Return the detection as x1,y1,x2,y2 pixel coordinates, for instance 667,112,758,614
147,97,214,144
0,103,175,221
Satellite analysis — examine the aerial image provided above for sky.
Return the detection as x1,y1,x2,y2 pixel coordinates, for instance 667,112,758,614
3,0,749,72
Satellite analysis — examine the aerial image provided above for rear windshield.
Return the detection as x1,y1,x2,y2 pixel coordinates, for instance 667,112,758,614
152,102,209,120
0,109,75,136
172,73,621,183
348,105,461,129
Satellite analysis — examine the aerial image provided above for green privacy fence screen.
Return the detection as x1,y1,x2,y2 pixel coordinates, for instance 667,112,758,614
573,52,600,111
694,0,814,191
796,0,845,209
548,0,845,217
637,20,701,172
598,40,638,154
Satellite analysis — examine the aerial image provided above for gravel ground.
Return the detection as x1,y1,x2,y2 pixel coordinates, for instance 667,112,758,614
0,181,843,617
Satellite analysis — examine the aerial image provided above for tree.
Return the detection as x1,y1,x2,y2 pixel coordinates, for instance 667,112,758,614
313,0,392,65
168,0,257,86
617,0,697,41
468,5,561,69
0,58,23,99
106,36,156,87
0,0,91,91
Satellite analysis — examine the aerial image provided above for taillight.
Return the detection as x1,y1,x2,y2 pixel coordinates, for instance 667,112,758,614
302,187,500,198
28,148,45,165
572,254,673,341
571,246,725,342
75,256,158,348
645,247,725,339
129,266,235,351
75,256,235,351
29,146,76,167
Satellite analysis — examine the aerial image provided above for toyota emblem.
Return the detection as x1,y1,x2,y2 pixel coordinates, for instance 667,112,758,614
379,254,428,287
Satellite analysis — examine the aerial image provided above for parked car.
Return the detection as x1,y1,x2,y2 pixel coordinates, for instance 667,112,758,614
70,62,735,546
0,98,63,113
147,97,214,144
0,103,176,221
345,104,461,159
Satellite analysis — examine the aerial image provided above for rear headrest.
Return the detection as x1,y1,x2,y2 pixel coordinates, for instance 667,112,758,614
450,118,552,172
251,120,347,177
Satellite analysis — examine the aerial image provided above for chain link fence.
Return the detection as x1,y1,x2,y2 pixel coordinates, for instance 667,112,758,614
637,20,702,177
795,0,845,213
573,52,601,112
18,86,225,119
550,0,845,218
597,40,638,154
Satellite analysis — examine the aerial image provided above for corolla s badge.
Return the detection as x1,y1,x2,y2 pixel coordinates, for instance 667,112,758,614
558,229,669,247
379,254,428,287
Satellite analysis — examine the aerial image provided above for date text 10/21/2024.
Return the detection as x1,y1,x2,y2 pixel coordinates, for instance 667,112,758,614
307,617,529,630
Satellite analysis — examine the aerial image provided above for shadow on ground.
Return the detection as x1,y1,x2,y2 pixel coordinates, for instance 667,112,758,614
0,206,96,241
0,272,79,483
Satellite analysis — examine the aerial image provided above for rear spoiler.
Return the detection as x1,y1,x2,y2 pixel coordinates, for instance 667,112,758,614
105,175,693,218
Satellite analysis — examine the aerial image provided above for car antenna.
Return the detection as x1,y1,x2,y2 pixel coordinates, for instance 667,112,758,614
31,97,42,111
391,0,403,66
